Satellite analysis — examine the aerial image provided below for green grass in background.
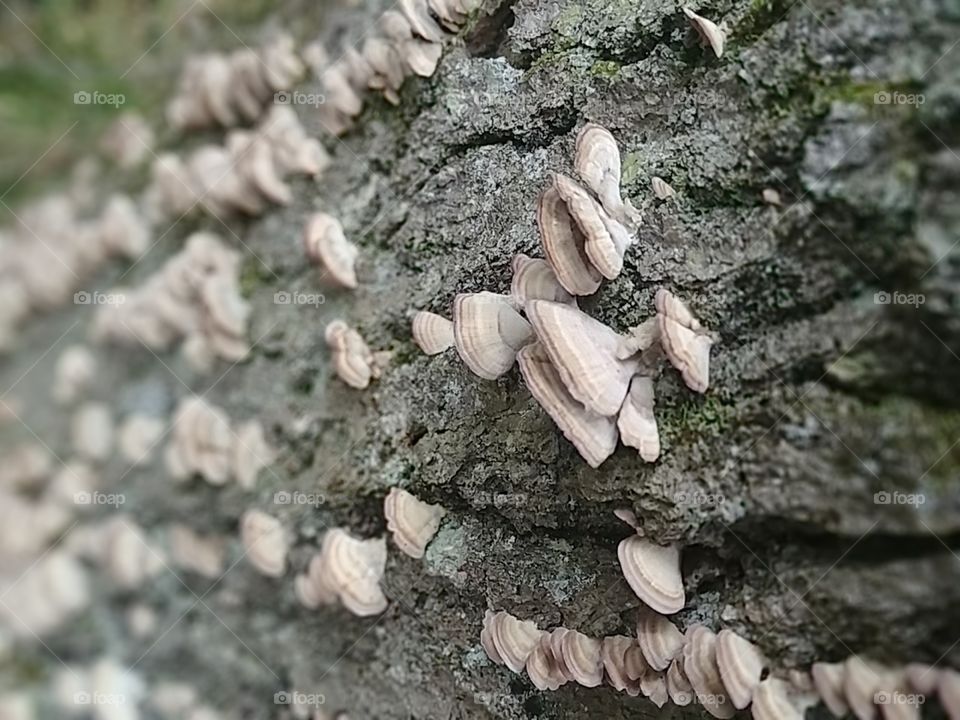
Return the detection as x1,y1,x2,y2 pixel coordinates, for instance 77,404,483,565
0,0,276,212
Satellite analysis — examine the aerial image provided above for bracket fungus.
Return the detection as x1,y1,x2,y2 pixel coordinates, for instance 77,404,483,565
166,397,233,485
812,662,850,717
656,288,714,393
683,6,726,58
383,488,446,559
240,509,288,578
574,124,641,228
682,625,737,718
303,213,359,289
411,311,455,355
553,173,635,281
517,342,619,468
510,254,576,308
325,320,387,389
637,609,686,671
297,529,388,616
166,35,304,131
526,300,638,417
481,610,543,673
537,185,603,296
561,629,604,687
651,176,678,200
617,534,685,615
453,292,533,380
716,629,767,709
616,375,661,462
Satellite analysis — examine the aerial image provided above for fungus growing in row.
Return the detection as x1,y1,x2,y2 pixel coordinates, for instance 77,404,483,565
573,123,641,227
562,630,604,687
527,633,569,691
656,288,714,393
481,610,542,673
601,636,642,695
683,6,726,58
240,509,289,578
166,35,304,131
411,311,455,355
510,254,576,308
325,320,387,389
751,677,816,720
383,488,446,559
517,343,618,469
452,292,533,380
651,176,677,200
297,529,388,616
811,662,850,717
637,609,685,671
118,414,165,467
716,629,767,710
303,213,359,289
682,625,737,718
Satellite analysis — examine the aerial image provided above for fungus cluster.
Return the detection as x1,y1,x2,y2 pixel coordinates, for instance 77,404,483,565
165,397,272,487
413,124,714,467
166,34,304,131
295,528,388,616
615,509,685,614
0,192,151,351
383,487,446,558
481,608,959,720
241,509,289,578
303,212,360,289
145,107,326,221
92,232,250,371
309,0,479,134
325,320,390,389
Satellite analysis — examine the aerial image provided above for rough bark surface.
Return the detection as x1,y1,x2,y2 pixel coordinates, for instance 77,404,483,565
4,0,960,718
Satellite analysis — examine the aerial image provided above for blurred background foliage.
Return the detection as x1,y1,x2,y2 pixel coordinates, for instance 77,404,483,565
0,0,278,212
